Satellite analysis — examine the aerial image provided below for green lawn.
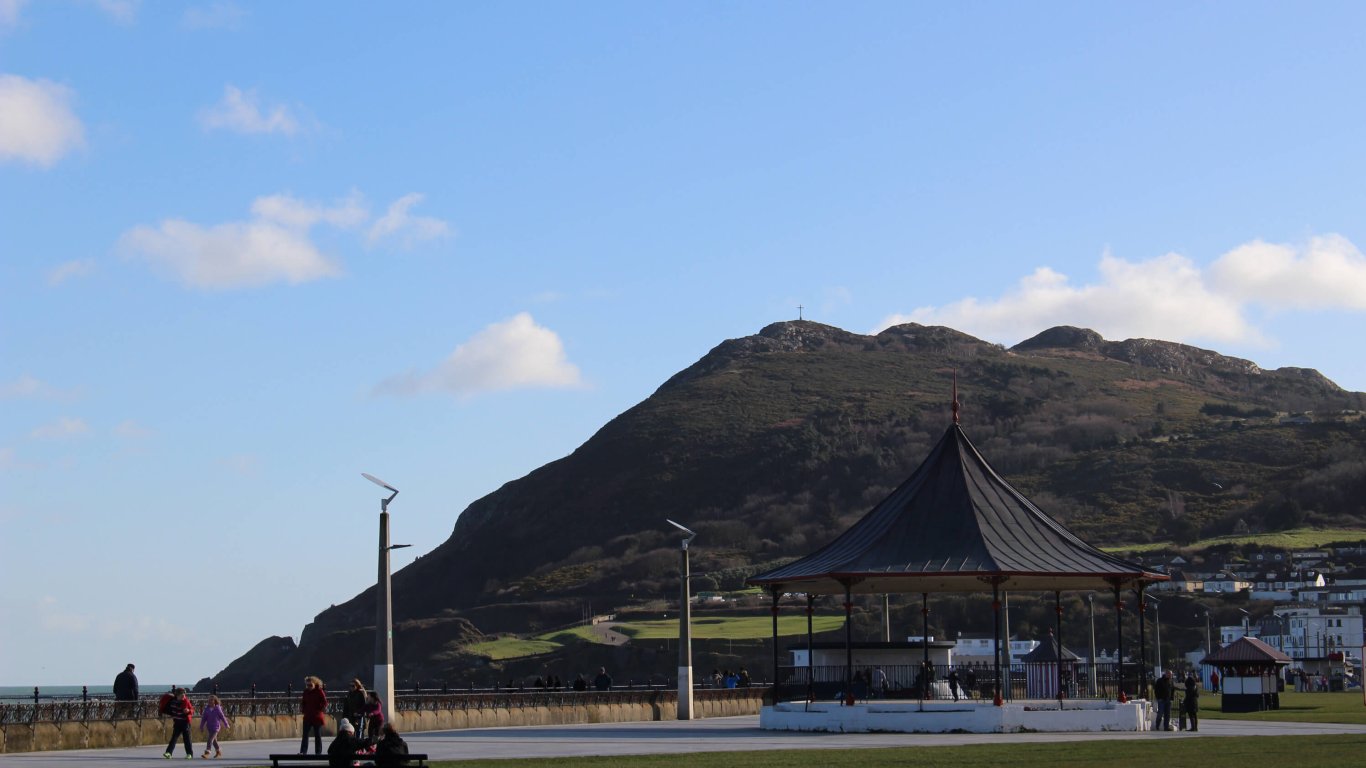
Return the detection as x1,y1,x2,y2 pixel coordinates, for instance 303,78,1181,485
1200,691,1366,724
1107,527,1366,554
612,614,846,640
425,736,1366,768
461,637,565,660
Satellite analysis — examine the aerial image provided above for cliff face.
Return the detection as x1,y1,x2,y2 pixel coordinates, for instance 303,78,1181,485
207,321,1364,690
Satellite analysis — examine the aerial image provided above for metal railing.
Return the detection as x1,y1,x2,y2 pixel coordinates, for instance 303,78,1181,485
0,684,769,725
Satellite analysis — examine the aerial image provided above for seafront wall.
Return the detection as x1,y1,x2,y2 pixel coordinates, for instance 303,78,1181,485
0,688,766,754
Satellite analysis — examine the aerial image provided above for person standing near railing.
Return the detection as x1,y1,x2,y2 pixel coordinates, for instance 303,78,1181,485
299,676,327,756
113,664,138,717
344,680,368,740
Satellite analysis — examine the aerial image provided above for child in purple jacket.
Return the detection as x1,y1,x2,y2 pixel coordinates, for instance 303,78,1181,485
199,694,231,758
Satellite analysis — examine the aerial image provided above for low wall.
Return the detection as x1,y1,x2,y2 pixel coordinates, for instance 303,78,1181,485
0,688,766,754
761,698,1149,733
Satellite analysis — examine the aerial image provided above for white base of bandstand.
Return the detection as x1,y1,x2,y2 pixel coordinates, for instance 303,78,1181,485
761,699,1150,733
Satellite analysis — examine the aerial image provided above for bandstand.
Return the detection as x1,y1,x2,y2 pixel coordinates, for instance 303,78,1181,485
748,398,1167,733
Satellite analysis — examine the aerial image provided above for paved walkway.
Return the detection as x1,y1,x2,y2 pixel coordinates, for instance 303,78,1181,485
6,715,1366,766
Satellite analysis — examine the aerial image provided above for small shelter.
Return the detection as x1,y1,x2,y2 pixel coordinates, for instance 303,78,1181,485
1202,636,1290,712
1022,631,1080,699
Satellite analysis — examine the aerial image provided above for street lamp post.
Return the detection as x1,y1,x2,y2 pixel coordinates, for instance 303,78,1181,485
668,519,697,720
363,472,401,724
1149,596,1162,674
1203,609,1211,655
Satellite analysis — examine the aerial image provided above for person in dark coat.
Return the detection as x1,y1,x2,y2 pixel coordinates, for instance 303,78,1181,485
327,719,363,768
593,667,612,691
113,663,138,700
1182,673,1200,732
1153,670,1175,731
572,674,588,691
373,722,410,768
113,663,138,717
343,679,368,740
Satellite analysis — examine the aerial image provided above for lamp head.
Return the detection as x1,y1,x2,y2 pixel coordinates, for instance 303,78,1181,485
362,473,398,493
666,519,697,549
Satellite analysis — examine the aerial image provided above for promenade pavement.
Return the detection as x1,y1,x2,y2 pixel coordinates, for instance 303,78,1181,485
6,715,1366,766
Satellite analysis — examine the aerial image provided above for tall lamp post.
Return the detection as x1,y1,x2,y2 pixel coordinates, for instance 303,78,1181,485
363,472,402,724
668,519,697,720
1149,596,1162,674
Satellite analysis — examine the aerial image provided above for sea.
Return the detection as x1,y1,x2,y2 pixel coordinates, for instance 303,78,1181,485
0,684,177,702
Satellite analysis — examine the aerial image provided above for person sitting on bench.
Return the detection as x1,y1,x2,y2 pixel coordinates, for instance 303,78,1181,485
327,719,364,768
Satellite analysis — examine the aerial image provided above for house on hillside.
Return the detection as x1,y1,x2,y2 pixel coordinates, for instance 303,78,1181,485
1151,568,1203,593
1205,572,1253,594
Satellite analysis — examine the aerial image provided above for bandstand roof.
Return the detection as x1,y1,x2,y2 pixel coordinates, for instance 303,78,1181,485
1201,636,1291,667
748,424,1166,595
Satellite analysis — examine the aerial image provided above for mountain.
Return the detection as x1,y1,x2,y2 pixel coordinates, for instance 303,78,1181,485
205,321,1366,689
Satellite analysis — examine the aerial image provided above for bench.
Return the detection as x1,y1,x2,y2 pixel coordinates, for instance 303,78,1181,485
267,754,429,767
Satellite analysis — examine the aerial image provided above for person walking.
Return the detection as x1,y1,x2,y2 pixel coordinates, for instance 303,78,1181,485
948,668,961,702
343,679,368,740
1153,670,1175,731
1183,672,1200,732
199,694,230,758
162,687,194,759
113,663,138,717
299,676,328,755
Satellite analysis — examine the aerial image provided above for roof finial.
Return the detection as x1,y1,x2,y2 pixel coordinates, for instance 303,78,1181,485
952,369,960,426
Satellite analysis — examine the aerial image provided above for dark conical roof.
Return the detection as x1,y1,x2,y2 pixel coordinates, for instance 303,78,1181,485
1201,636,1291,666
748,425,1165,594
1022,633,1080,662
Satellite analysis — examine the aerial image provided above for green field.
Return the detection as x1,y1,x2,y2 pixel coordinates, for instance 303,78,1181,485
1106,527,1366,554
1200,691,1366,724
414,736,1366,768
613,614,846,640
466,615,846,660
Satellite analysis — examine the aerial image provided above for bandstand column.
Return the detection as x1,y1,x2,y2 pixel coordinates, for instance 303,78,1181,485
770,588,780,696
992,580,1003,706
843,581,854,704
1114,582,1127,703
1137,585,1148,700
806,594,815,701
1055,591,1064,709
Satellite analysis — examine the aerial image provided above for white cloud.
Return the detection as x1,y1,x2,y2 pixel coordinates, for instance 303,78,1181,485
880,250,1261,346
47,258,96,285
1209,235,1366,311
30,417,89,439
0,74,85,167
217,453,259,476
0,0,27,28
367,193,450,248
119,193,365,289
252,191,366,230
880,234,1366,349
376,313,584,398
1,371,74,396
183,1,244,29
113,419,153,439
199,84,302,136
93,0,137,23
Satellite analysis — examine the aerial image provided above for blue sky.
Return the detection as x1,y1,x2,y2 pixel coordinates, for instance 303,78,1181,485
5,1,1366,686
